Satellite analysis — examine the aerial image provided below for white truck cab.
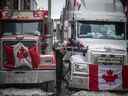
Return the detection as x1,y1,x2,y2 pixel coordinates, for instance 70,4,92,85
63,0,128,90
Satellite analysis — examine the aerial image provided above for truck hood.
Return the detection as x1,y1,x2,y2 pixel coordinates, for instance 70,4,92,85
78,38,127,51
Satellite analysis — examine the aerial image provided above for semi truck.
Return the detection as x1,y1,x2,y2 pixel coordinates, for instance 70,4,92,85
0,7,56,90
61,0,128,91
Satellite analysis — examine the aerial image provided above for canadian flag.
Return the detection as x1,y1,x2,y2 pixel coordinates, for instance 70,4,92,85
70,0,81,10
124,0,128,16
89,64,126,90
4,42,40,69
74,0,81,10
13,42,32,69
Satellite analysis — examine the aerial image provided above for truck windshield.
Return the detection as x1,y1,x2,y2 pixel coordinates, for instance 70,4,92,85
1,21,42,35
77,21,125,40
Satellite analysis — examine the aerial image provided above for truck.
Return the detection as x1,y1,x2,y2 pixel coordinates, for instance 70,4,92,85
0,2,56,94
61,0,128,92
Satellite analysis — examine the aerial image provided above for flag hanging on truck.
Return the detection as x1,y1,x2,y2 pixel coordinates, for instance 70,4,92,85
4,42,40,70
13,42,32,69
89,64,128,90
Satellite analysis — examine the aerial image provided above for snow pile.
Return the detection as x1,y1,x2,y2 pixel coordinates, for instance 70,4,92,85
0,88,54,96
71,91,128,96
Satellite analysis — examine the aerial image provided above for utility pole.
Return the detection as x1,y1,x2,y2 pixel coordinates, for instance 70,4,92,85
48,0,51,19
48,0,52,52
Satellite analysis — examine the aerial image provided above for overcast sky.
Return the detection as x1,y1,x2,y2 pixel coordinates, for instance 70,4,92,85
38,0,65,19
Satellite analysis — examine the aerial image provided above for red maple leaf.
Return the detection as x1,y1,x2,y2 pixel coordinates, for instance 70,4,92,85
17,47,28,61
102,70,118,85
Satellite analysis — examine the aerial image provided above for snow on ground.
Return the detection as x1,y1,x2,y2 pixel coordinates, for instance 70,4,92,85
71,91,128,96
0,88,54,96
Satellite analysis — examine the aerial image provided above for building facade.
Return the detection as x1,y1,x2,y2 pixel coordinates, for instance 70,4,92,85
0,0,38,10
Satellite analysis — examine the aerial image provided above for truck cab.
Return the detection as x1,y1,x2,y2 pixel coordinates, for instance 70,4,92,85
0,10,56,84
62,0,128,91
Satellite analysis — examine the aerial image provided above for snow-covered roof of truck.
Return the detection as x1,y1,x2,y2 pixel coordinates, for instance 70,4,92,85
67,0,126,22
72,11,126,22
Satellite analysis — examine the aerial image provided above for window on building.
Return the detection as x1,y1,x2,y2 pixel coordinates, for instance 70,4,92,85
13,0,18,10
22,0,30,10
13,0,31,10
